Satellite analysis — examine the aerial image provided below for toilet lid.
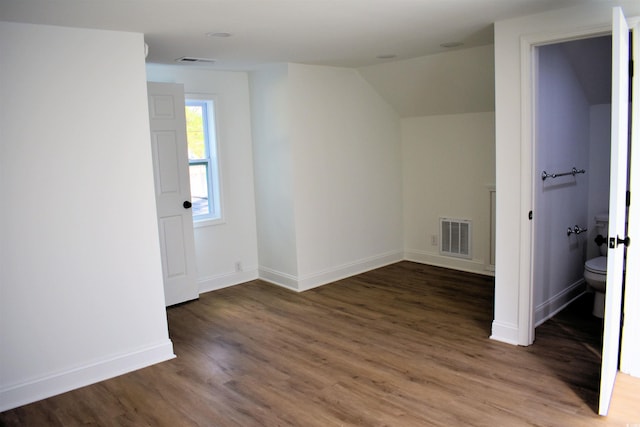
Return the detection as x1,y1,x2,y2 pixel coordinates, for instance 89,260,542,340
585,256,607,274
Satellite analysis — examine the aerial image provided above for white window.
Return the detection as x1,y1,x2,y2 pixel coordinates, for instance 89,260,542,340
185,96,222,223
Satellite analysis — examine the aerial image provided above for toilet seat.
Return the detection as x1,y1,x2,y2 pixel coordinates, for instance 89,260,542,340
585,256,607,274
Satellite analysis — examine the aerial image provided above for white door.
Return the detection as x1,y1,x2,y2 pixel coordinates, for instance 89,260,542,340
599,7,630,416
620,22,640,378
147,82,199,306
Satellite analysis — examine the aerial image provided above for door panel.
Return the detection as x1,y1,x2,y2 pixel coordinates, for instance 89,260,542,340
154,131,181,194
161,216,188,277
620,22,640,378
599,6,630,416
148,82,199,307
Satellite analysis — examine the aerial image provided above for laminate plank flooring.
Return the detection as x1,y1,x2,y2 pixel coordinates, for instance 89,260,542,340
2,261,639,426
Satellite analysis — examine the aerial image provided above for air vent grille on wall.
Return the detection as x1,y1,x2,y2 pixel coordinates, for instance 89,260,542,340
440,217,472,259
175,57,216,64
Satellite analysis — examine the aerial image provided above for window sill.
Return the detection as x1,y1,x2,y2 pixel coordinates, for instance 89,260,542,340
193,217,225,228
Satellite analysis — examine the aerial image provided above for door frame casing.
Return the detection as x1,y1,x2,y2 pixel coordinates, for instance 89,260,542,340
493,3,640,379
518,24,611,346
518,15,640,374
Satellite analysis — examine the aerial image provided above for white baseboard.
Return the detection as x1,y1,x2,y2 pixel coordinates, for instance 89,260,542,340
258,267,300,291
258,251,403,292
198,268,259,294
404,250,494,277
297,251,403,291
0,340,175,412
534,279,586,327
490,320,520,345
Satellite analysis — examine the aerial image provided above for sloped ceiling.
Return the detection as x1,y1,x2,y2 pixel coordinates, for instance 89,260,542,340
560,35,612,106
359,33,613,118
359,45,495,117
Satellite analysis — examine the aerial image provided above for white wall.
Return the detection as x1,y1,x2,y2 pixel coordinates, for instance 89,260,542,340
402,112,495,275
360,46,497,277
533,43,590,324
249,64,300,286
493,3,640,350
358,45,495,117
250,63,403,290
289,64,404,287
145,65,259,292
0,22,174,411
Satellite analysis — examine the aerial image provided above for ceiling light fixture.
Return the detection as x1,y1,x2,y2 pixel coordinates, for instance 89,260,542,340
175,56,216,64
205,32,232,38
440,41,464,48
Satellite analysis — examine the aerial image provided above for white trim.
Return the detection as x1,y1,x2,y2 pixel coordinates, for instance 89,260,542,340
193,217,226,228
0,340,175,412
258,267,300,291
519,35,535,347
519,23,611,347
257,251,403,292
297,251,403,291
490,321,520,345
185,92,224,224
404,250,494,277
534,280,586,327
198,268,259,294
488,185,496,269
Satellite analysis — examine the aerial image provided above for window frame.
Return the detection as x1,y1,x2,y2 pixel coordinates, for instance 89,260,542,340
184,94,223,227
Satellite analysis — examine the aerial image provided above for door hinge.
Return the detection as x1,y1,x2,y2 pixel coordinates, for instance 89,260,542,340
627,190,631,207
631,59,634,78
528,210,533,220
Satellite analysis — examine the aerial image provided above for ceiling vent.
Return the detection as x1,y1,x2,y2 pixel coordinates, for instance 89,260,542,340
175,56,216,64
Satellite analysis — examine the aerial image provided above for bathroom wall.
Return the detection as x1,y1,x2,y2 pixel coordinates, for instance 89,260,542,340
587,104,612,260
533,43,591,325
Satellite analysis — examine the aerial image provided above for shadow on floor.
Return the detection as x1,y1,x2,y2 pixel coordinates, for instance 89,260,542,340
534,293,604,414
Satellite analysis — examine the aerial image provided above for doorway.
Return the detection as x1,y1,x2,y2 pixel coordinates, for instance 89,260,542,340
532,35,612,330
531,34,614,415
491,4,640,417
528,10,636,415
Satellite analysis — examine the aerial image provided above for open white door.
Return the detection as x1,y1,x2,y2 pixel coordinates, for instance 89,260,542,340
620,22,640,378
147,82,199,307
599,7,630,416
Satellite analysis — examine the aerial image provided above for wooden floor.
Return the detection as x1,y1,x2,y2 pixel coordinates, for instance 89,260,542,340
2,262,639,426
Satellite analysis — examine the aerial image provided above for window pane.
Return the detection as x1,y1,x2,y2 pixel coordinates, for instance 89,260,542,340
189,164,210,216
185,97,221,222
185,105,207,160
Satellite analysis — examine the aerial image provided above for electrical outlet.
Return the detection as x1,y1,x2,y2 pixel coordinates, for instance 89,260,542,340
235,261,243,272
431,235,438,246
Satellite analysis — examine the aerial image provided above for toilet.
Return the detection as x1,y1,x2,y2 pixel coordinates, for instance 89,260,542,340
583,213,609,318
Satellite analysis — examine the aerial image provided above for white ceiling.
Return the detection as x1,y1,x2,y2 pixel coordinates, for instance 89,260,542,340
1,0,597,71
